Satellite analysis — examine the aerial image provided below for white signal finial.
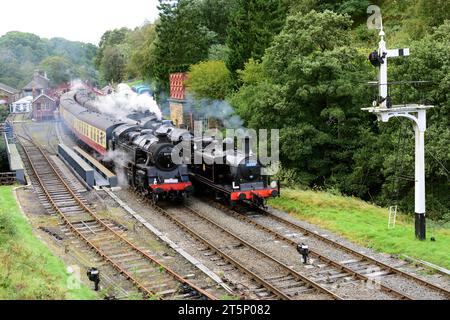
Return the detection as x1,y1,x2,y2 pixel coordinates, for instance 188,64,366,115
379,17,384,37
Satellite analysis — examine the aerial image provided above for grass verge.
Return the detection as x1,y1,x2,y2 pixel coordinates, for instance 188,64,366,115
0,186,97,299
269,188,450,270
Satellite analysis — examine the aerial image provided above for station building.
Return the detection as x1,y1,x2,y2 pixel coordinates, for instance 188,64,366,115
0,82,20,105
22,70,50,98
32,94,57,121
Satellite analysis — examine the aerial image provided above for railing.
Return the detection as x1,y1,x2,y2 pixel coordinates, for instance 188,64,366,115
0,172,16,185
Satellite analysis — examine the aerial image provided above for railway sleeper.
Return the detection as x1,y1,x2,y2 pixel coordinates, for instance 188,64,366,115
122,260,151,269
73,224,105,232
116,255,146,264
51,195,76,200
89,235,117,243
264,274,294,282
57,204,82,211
133,268,159,275
312,272,350,282
284,286,317,296
109,252,137,260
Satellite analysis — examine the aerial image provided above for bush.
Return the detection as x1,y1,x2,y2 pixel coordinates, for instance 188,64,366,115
185,60,233,100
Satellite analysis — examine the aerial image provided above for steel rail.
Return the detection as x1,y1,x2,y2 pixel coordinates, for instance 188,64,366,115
205,201,414,300
148,202,291,299
246,202,450,299
19,125,216,300
18,133,216,300
154,203,342,300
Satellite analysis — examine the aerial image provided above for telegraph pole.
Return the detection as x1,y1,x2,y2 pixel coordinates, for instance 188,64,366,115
363,21,433,240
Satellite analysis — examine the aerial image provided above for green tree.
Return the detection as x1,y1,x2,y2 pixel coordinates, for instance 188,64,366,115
232,10,370,188
0,31,98,88
127,24,157,79
198,0,238,44
226,0,287,76
40,56,74,85
150,0,214,89
94,28,131,69
100,46,126,83
185,60,233,100
418,0,450,27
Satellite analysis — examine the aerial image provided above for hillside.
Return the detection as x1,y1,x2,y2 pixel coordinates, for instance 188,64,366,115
0,31,98,88
92,0,449,222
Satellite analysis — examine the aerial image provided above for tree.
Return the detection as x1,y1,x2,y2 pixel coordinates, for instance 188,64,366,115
150,0,215,89
418,0,450,27
126,24,157,79
289,0,370,19
198,0,238,44
232,10,370,188
40,56,74,85
94,28,131,69
0,31,98,88
100,46,126,83
185,60,233,100
226,0,288,76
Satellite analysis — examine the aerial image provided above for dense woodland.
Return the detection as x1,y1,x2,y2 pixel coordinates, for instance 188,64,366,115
0,32,98,88
94,0,449,222
0,0,448,222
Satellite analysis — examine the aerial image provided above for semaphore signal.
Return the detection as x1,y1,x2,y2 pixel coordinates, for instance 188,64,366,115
362,8,433,240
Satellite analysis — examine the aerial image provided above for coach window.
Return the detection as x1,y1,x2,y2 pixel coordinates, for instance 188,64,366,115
100,132,104,146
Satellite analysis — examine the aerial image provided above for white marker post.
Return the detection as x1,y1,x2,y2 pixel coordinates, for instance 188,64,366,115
363,26,433,240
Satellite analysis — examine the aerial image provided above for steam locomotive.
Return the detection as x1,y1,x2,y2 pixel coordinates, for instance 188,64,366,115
59,90,193,202
189,136,279,208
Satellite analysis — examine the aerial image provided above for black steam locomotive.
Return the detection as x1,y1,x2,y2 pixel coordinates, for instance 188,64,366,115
189,136,279,207
60,90,193,202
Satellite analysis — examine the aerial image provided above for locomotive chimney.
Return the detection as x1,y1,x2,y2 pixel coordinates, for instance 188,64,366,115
244,136,250,159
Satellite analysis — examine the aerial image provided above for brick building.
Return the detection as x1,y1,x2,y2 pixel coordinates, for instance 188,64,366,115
0,82,20,105
23,70,50,98
32,94,56,121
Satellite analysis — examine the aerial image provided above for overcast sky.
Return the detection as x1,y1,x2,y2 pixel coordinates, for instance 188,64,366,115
0,0,160,45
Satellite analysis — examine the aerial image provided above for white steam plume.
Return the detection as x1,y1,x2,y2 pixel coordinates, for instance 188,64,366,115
102,149,130,188
93,83,162,121
70,79,88,91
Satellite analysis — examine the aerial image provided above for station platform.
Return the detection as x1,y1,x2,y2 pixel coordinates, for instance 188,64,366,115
57,143,117,188
58,144,94,187
73,147,118,187
3,132,26,185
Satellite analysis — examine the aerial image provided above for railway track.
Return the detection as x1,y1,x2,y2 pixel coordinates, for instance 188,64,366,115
206,200,450,300
16,130,216,300
147,200,342,300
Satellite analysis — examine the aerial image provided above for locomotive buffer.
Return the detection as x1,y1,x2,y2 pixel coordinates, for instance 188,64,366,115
362,22,433,240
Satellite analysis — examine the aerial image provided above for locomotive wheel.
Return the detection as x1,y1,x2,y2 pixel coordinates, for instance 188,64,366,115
174,192,185,204
151,193,160,205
